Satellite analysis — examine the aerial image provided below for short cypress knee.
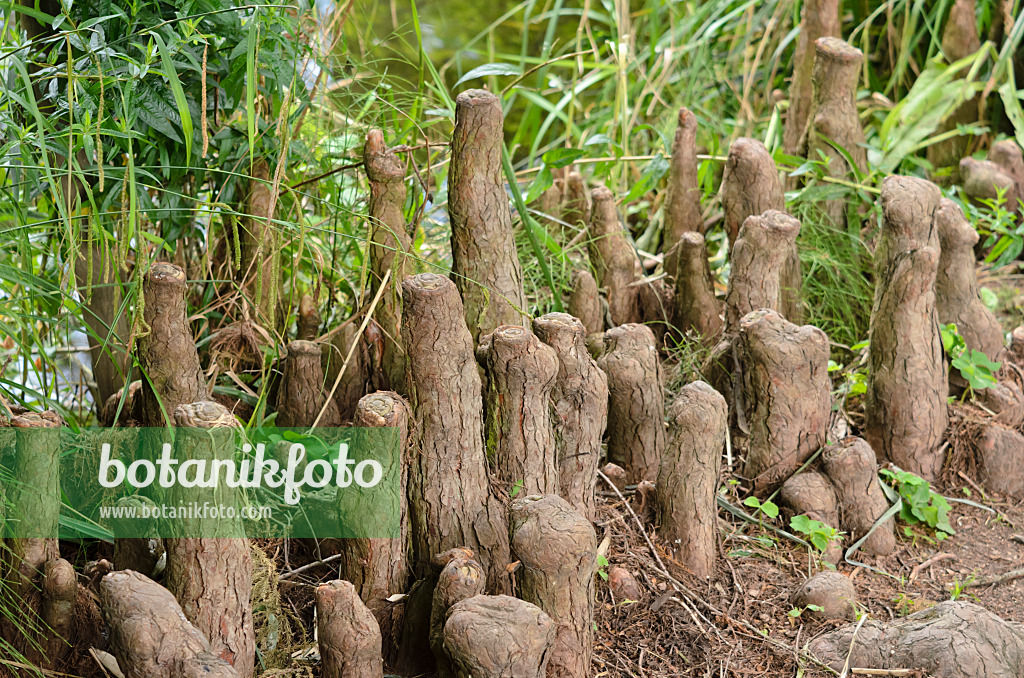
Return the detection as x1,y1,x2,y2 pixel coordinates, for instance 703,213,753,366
568,270,604,337
316,580,384,678
276,340,341,427
430,553,485,678
443,595,555,678
822,437,896,556
670,232,723,342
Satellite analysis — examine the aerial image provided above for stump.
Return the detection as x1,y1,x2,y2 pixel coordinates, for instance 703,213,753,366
136,263,207,427
782,0,841,158
316,580,384,678
725,210,801,332
338,391,411,607
866,176,947,480
670,231,723,342
365,128,413,391
562,171,591,232
101,570,239,678
779,472,843,563
821,436,896,556
809,600,1024,678
658,381,727,579
663,107,703,276
976,423,1024,498
587,186,639,325
596,324,665,484
738,309,831,492
481,325,560,497
568,270,604,337
533,313,609,520
430,553,485,678
791,571,856,621
935,197,1004,361
509,495,596,678
402,273,511,593
276,340,342,427
165,401,254,678
448,89,527,341
443,595,555,678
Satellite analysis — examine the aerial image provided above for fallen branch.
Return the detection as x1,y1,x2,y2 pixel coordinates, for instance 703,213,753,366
963,567,1024,589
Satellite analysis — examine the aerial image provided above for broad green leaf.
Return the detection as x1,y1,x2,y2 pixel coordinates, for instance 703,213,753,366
454,63,522,88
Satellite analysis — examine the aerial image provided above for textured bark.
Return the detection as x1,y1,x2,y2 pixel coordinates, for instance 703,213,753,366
935,198,1004,361
587,186,639,325
790,571,856,621
663,108,703,276
562,171,591,232
316,580,384,678
40,558,76,669
76,242,130,408
137,263,207,427
989,139,1024,218
782,0,841,158
806,38,868,229
533,313,608,520
568,270,604,337
430,554,486,678
866,176,947,480
481,325,560,496
725,210,801,332
670,232,723,342
166,401,254,678
779,472,842,563
637,278,675,347
402,273,511,593
509,495,595,678
339,391,411,607
960,157,1017,209
101,570,240,678
448,89,527,341
239,159,280,329
822,436,896,556
366,129,412,390
443,595,555,678
976,423,1024,498
739,309,831,493
658,381,726,579
809,601,1024,678
297,293,320,341
276,340,342,427
977,381,1024,428
393,576,437,675
596,324,665,484
102,379,141,426
110,495,165,576
722,139,785,246
322,320,370,422
537,174,564,232
607,567,642,602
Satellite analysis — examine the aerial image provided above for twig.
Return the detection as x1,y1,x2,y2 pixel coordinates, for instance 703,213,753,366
278,553,345,581
908,553,954,582
851,670,920,676
963,566,1024,589
838,614,868,678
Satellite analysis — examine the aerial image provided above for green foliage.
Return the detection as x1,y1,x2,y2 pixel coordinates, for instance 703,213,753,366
596,553,609,581
789,514,843,554
743,496,779,521
941,323,1001,392
880,468,955,540
787,603,824,620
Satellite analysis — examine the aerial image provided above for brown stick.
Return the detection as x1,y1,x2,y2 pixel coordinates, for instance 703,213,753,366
738,309,831,493
663,107,703,276
276,340,342,427
822,436,896,556
725,210,801,332
658,381,727,579
442,595,556,678
597,323,665,484
782,0,841,158
365,129,413,391
316,580,384,678
567,270,604,337
587,186,639,325
481,325,560,496
509,495,596,678
670,231,723,342
533,312,609,520
430,554,485,678
448,89,527,341
101,570,240,678
401,273,511,593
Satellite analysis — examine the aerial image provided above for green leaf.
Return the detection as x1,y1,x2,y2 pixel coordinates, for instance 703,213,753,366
454,63,522,87
152,32,193,165
760,500,779,519
245,11,259,161
542,147,587,169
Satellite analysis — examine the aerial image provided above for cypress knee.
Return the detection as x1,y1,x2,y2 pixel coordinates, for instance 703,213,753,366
670,232,723,342
587,186,639,325
663,107,703,276
822,437,896,556
238,159,280,329
165,401,254,678
481,325,560,497
323,320,370,422
533,313,608,520
443,595,555,678
510,495,596,678
276,340,341,427
339,391,411,607
365,129,412,390
448,89,526,340
430,554,485,678
297,293,321,340
935,197,1003,361
568,270,604,336
725,210,801,331
316,580,384,678
989,139,1024,218
101,571,240,678
137,263,207,427
402,273,511,593
783,0,841,157
739,309,831,493
779,472,843,563
658,381,727,579
597,324,665,484
40,558,76,669
960,157,1017,210
562,171,591,232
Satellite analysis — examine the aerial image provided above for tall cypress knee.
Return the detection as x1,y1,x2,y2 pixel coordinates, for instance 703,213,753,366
725,210,801,332
510,495,596,678
658,381,727,579
323,320,370,422
448,89,526,341
739,309,831,493
316,580,384,678
238,159,280,329
365,129,412,391
597,323,665,484
482,325,560,496
533,313,608,520
779,472,843,563
783,0,841,158
587,186,639,325
663,107,703,276
402,273,511,593
276,340,341,427
568,270,603,337
671,232,723,342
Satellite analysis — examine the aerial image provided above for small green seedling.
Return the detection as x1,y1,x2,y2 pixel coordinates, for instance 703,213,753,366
941,323,1000,395
789,514,843,553
743,496,779,521
787,604,824,622
880,468,954,539
596,554,609,581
